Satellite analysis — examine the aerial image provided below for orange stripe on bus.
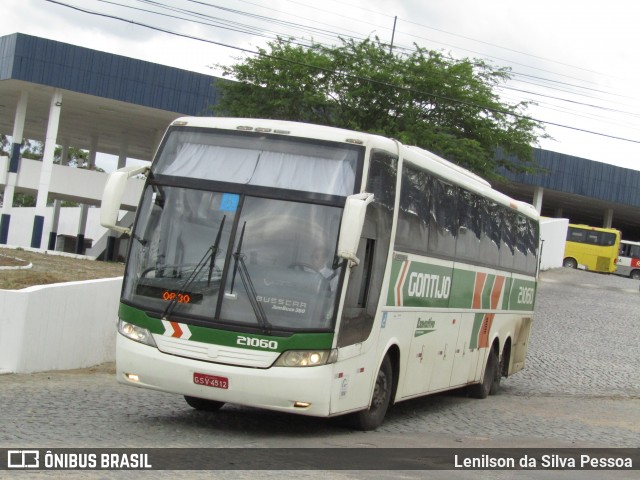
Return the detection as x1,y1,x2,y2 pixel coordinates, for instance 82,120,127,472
490,275,505,309
478,313,494,349
473,272,487,309
396,260,410,306
171,321,183,338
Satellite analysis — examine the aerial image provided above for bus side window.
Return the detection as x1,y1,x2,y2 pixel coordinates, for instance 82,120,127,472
513,214,529,273
499,208,516,270
526,217,539,275
395,167,430,255
480,199,501,266
568,228,585,242
427,177,457,258
343,237,375,308
456,188,482,262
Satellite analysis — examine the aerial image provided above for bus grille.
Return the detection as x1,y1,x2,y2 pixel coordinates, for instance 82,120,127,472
153,334,278,368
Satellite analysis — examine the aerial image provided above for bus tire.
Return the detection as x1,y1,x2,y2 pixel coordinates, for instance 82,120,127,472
490,351,504,395
468,348,498,399
631,270,640,280
348,355,393,431
184,395,225,412
563,257,578,269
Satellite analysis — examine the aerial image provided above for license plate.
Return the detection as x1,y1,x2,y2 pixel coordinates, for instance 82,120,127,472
193,372,229,389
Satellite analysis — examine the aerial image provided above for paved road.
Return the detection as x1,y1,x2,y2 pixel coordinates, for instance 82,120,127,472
1,268,638,478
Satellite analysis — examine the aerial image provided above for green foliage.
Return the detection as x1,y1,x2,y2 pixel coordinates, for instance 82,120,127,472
12,193,36,207
0,134,9,155
216,37,547,179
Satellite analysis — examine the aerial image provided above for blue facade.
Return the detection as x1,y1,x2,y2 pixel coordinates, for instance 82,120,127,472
1,33,219,115
503,148,640,209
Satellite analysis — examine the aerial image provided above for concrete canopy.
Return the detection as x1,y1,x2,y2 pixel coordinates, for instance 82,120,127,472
498,149,640,240
0,33,220,161
0,78,177,161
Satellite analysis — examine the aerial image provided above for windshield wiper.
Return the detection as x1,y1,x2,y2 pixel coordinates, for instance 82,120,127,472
230,222,272,335
208,216,225,286
162,215,226,320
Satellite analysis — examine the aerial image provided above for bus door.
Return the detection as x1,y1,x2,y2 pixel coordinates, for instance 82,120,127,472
449,312,482,387
392,256,456,395
330,150,398,413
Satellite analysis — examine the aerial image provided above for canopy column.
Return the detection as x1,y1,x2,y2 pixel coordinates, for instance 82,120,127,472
1,90,28,245
31,89,62,249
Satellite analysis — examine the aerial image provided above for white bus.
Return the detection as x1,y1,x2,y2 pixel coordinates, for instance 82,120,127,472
101,117,539,430
615,239,640,279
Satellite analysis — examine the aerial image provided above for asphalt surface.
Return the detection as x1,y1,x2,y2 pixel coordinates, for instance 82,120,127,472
1,267,638,478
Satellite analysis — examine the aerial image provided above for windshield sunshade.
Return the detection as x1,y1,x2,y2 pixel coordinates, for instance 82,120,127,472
153,129,360,196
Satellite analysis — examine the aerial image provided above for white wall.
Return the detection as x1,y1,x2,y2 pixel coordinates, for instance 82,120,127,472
1,157,144,250
5,206,110,249
9,158,144,207
0,277,122,373
540,217,569,271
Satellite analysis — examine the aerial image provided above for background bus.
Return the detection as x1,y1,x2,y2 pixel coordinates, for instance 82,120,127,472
101,117,539,430
563,224,620,273
615,239,640,279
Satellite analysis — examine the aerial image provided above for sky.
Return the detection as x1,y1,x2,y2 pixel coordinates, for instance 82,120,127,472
2,0,640,172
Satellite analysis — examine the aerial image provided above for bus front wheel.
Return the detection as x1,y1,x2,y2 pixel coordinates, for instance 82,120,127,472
631,270,640,280
563,257,578,269
348,355,393,431
184,395,225,412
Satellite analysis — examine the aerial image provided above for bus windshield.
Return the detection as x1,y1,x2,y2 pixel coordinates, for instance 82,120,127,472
123,185,344,332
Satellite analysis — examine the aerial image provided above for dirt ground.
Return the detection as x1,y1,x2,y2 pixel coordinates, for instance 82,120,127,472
0,247,125,290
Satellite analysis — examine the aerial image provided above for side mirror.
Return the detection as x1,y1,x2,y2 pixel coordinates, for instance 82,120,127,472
337,192,374,267
100,165,149,235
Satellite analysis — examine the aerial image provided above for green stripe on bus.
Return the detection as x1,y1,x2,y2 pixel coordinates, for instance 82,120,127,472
386,257,536,311
469,313,485,350
118,303,334,351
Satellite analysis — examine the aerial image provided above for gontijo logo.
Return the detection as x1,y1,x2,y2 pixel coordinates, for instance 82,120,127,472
392,259,452,307
408,271,451,299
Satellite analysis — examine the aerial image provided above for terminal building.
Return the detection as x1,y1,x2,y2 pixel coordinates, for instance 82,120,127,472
2,32,640,259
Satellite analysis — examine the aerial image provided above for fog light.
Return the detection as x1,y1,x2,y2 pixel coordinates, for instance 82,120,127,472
125,373,140,382
293,401,311,408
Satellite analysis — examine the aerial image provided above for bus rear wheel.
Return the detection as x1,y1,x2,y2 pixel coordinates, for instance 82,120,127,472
184,396,225,412
468,348,499,399
348,355,393,431
563,257,578,269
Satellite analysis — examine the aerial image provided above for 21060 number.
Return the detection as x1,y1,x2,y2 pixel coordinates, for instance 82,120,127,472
517,286,535,305
236,336,278,350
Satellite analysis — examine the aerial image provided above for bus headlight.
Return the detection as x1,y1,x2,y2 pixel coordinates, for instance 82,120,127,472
274,349,337,367
118,319,157,347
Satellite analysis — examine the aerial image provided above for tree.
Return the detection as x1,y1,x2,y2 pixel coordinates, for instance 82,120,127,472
215,37,547,179
0,134,9,156
1,140,101,207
